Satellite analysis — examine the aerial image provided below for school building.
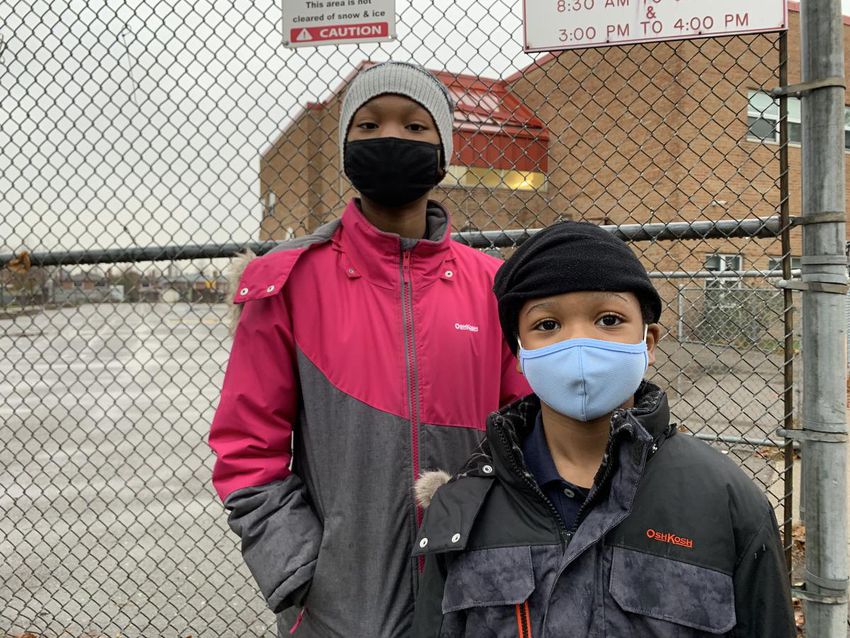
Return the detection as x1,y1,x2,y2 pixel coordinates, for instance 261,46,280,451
257,4,850,338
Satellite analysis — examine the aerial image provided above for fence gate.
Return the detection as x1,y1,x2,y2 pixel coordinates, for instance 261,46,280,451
1,1,798,635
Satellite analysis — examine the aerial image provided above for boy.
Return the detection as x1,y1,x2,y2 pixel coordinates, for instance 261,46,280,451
412,221,795,637
208,61,527,638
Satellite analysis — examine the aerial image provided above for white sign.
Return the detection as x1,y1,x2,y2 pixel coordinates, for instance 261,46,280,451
283,0,395,48
523,0,787,52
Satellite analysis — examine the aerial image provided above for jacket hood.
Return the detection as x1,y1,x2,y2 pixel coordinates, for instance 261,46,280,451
415,384,672,511
414,470,452,509
439,383,672,500
338,199,453,288
487,382,672,491
227,199,455,331
413,383,675,558
226,249,255,333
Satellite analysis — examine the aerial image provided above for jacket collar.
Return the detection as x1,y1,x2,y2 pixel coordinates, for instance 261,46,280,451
335,198,455,288
486,382,674,496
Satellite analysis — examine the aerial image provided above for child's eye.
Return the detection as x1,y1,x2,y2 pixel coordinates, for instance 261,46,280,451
534,319,560,332
597,314,623,327
407,123,427,132
357,122,379,130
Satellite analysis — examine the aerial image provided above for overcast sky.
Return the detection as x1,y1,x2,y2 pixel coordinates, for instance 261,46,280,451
1,0,847,258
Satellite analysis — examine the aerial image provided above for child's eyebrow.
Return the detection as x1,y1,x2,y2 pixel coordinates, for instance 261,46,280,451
595,292,631,304
524,300,559,315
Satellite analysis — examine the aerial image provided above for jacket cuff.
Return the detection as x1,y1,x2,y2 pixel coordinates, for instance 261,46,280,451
225,475,322,613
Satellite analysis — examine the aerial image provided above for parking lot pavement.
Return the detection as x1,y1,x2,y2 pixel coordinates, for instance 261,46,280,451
0,303,276,637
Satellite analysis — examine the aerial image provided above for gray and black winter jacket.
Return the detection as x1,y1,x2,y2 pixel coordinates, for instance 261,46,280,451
412,384,795,637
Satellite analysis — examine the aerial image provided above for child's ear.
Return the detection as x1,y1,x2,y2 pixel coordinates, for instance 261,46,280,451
646,324,662,366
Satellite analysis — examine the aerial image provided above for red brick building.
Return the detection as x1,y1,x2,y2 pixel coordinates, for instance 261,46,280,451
257,4,849,334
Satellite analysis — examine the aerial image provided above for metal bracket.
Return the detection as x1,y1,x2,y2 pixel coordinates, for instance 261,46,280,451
806,570,850,593
801,255,849,267
771,76,846,98
792,584,848,605
791,212,847,226
777,428,848,443
774,280,849,294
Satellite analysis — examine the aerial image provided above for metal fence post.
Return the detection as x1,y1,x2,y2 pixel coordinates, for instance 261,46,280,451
800,0,849,632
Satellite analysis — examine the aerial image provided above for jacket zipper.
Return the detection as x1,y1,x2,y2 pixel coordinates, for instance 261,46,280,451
514,600,532,638
568,413,630,536
401,248,424,565
568,455,614,538
494,418,570,546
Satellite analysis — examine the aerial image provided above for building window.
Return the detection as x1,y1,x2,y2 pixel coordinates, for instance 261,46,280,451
767,256,801,272
704,253,743,289
705,253,743,272
265,190,277,218
445,165,547,191
845,109,850,150
748,89,850,149
747,90,801,144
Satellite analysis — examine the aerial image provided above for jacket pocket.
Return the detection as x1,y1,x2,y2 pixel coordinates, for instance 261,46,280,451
440,546,535,638
607,546,736,636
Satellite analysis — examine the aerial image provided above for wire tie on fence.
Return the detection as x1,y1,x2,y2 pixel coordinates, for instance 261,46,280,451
771,76,846,98
777,428,847,443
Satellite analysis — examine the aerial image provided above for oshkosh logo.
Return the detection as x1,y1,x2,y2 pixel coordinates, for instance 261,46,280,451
454,323,479,332
646,528,694,549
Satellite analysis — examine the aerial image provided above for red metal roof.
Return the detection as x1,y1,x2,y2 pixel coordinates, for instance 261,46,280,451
431,70,548,171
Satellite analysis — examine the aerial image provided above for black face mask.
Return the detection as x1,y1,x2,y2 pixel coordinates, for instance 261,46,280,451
344,137,445,208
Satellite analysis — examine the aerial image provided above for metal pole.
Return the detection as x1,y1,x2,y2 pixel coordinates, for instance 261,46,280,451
800,0,849,632
778,27,795,581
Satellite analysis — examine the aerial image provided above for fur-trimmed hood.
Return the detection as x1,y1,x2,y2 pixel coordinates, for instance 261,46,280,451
414,470,451,509
226,249,255,333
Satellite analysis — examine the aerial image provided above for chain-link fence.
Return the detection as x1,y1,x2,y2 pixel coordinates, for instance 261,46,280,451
1,1,804,635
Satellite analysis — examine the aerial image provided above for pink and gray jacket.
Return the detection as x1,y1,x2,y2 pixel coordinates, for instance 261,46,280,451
209,199,528,637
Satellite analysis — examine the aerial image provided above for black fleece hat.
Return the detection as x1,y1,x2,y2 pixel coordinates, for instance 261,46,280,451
493,220,662,354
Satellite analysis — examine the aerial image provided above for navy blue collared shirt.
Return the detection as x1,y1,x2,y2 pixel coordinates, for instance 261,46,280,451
521,412,589,531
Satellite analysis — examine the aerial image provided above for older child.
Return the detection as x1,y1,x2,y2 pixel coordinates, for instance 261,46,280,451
412,221,794,637
209,61,527,637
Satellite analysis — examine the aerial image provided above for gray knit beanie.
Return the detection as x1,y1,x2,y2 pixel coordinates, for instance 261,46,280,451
339,61,454,169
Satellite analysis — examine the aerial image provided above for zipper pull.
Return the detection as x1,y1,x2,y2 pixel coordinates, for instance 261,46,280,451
402,250,412,283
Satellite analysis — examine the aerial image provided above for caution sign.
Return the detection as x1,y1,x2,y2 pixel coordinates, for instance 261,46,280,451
523,0,787,52
283,0,395,48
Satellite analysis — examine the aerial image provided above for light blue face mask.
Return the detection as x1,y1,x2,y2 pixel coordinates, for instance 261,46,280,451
518,328,649,422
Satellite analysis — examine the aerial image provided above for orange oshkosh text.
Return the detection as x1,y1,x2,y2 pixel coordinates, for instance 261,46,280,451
645,528,694,549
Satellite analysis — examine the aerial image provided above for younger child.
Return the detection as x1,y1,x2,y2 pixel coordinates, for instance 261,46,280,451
412,221,795,637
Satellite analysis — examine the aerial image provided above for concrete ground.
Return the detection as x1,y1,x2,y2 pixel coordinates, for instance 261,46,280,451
0,303,809,636
0,303,276,637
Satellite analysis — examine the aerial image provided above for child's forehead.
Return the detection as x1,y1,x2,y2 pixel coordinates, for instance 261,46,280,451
521,290,641,312
354,94,431,116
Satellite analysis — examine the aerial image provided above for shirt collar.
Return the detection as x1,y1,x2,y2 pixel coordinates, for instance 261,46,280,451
521,411,567,488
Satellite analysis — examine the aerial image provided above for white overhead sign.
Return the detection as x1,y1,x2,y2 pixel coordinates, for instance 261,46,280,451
523,0,788,52
283,0,395,47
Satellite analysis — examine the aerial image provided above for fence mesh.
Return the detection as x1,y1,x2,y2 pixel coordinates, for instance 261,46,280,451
1,1,799,636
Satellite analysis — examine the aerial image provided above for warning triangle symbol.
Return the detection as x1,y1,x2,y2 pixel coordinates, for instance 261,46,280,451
296,29,311,41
